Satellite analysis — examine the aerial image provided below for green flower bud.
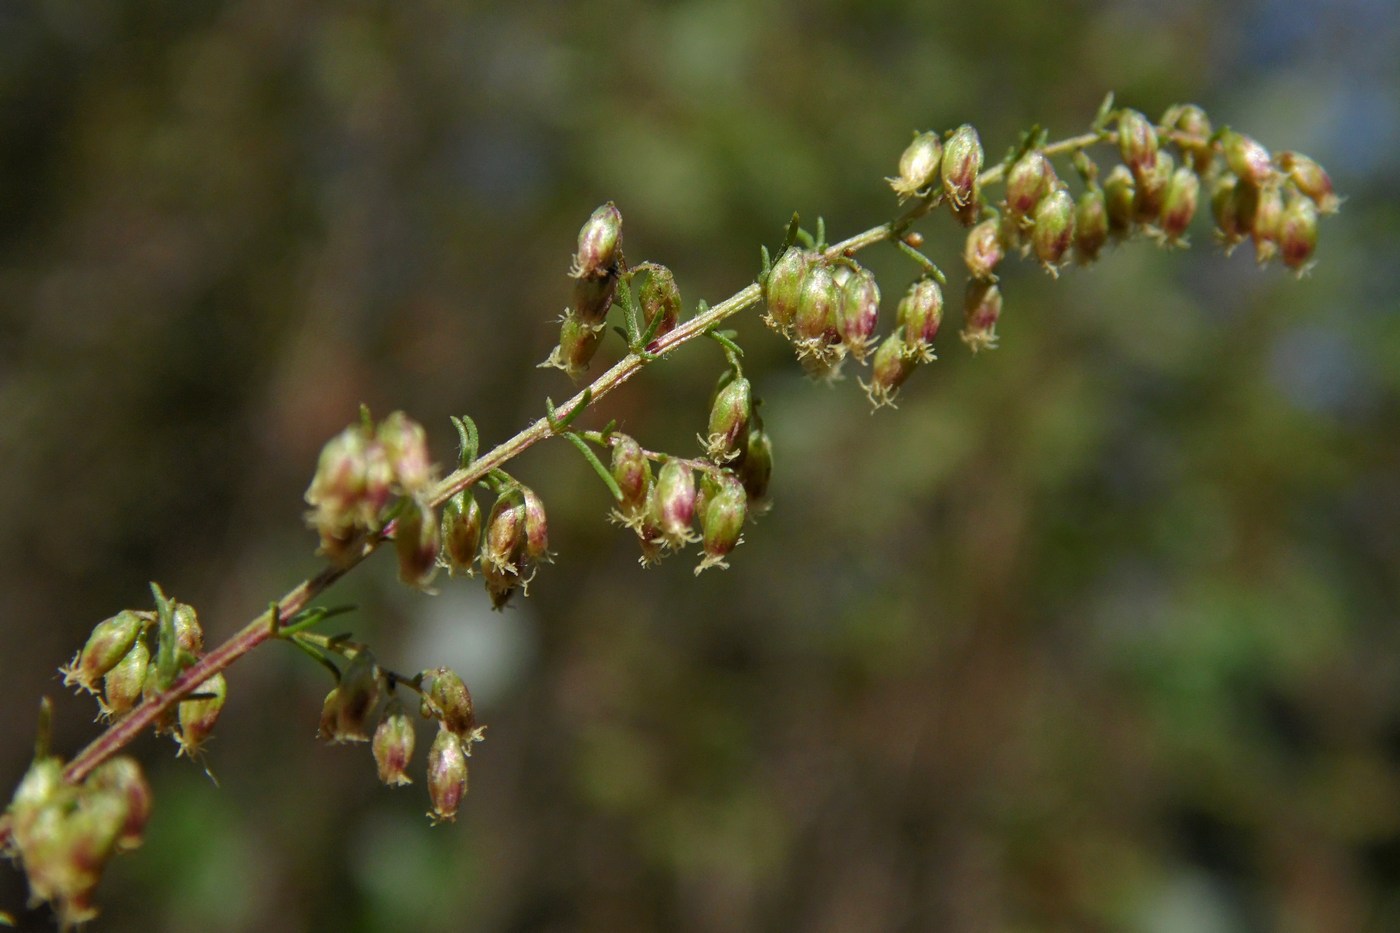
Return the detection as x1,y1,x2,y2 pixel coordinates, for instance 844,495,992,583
1211,173,1250,250
570,268,619,326
609,433,652,520
1220,128,1274,187
1278,151,1339,215
304,422,393,562
1278,192,1319,272
1103,165,1136,238
964,218,1005,280
1133,150,1174,223
101,637,149,720
63,610,144,695
896,277,944,359
441,488,483,577
513,484,549,562
696,473,747,574
84,757,152,853
1074,187,1110,264
426,726,468,824
1251,183,1285,266
794,260,841,347
838,264,880,360
482,560,521,610
373,703,416,787
638,264,681,342
176,671,226,757
960,279,1003,354
1158,165,1201,245
737,426,773,509
888,130,943,201
1162,103,1214,173
420,666,476,737
1005,149,1054,220
482,494,529,608
651,459,698,549
172,602,203,657
377,411,433,495
570,202,623,279
541,312,605,381
1116,108,1159,176
394,498,440,590
762,248,813,333
941,124,983,211
705,375,752,462
1031,187,1076,272
863,331,917,410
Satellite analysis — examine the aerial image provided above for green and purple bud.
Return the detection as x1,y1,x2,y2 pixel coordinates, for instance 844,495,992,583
638,264,681,342
1220,129,1274,187
1211,173,1249,250
172,602,203,657
705,375,753,462
84,757,152,853
1251,183,1285,265
483,494,526,574
888,130,944,201
1005,149,1055,220
960,279,1003,354
1162,103,1214,173
1031,187,1076,272
1103,165,1137,238
570,269,619,325
541,312,605,381
426,726,468,824
1278,151,1339,214
1158,165,1201,245
101,637,149,720
794,260,841,349
441,488,483,577
518,484,550,563
964,218,1005,280
569,202,623,279
609,433,652,518
420,666,476,737
896,277,944,359
762,248,813,334
377,411,433,495
941,124,983,213
176,671,226,757
1117,108,1159,176
372,703,415,787
696,472,747,574
863,331,917,409
738,426,773,508
63,610,144,695
838,264,881,360
1278,192,1319,272
651,459,698,549
394,498,441,590
1133,150,1175,223
319,651,382,745
1074,187,1110,264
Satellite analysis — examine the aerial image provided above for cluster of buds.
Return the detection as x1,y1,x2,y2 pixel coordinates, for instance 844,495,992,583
887,124,985,224
59,589,226,758
437,480,549,609
3,755,152,927
762,249,883,379
304,410,439,569
317,658,484,823
542,203,626,379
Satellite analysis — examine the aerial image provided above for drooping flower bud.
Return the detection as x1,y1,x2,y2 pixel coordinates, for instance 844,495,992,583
1251,183,1285,266
638,264,681,342
1278,151,1339,214
426,726,468,824
570,269,620,325
1133,150,1175,223
419,666,476,737
441,488,483,577
1103,165,1136,238
887,131,943,201
896,277,944,360
964,218,1005,280
1005,149,1054,220
569,202,623,279
609,433,652,521
482,494,528,608
376,411,433,495
1220,129,1274,187
794,260,841,349
941,124,983,212
651,459,698,549
176,671,226,757
1158,165,1201,245
960,279,1003,354
518,484,550,563
541,313,605,380
1116,109,1158,176
1031,187,1076,272
304,421,392,562
737,426,773,509
101,637,149,720
84,757,152,853
63,610,144,695
762,248,813,333
372,703,416,787
394,498,441,590
863,331,917,409
695,472,747,574
172,602,203,657
1211,174,1249,251
1162,103,1214,173
1074,187,1110,264
705,375,752,462
1278,192,1319,272
838,264,880,360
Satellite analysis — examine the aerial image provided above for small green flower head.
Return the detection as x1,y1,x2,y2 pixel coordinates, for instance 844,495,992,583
62,610,144,695
1031,187,1076,273
373,703,416,787
377,412,434,496
696,472,747,574
896,277,944,359
1103,165,1137,238
705,375,752,462
1074,188,1110,264
176,671,227,757
1116,108,1159,176
1158,165,1201,245
838,264,881,361
762,247,813,334
1278,151,1339,215
1251,183,1285,266
441,488,483,577
964,218,1005,281
863,331,917,410
84,757,152,853
394,498,441,590
1220,128,1275,187
541,312,605,381
638,264,681,342
738,426,773,509
570,269,619,325
1133,150,1174,223
960,279,1003,354
570,202,623,279
426,726,468,824
1211,174,1249,251
1278,192,1319,273
941,124,983,211
1163,103,1214,173
794,260,841,347
609,433,653,520
483,494,525,575
651,459,699,549
888,130,943,202
517,484,551,563
101,637,150,720
420,666,476,737
1005,149,1054,220
172,602,203,657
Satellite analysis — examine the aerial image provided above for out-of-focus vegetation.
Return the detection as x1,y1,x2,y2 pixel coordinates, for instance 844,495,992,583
2,0,1397,929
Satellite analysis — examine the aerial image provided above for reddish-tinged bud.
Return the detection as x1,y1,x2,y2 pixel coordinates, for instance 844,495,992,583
1031,187,1076,272
1278,192,1319,272
863,332,917,409
1005,150,1054,220
762,248,813,333
888,131,943,201
1117,109,1159,175
960,280,1003,354
541,313,605,380
394,498,440,590
1278,151,1338,214
1158,166,1201,245
1074,187,1110,264
1220,129,1274,187
705,375,753,462
377,412,433,495
420,666,475,737
638,264,681,341
482,560,521,610
1104,165,1136,237
518,484,550,562
176,672,226,757
896,277,944,359
101,638,149,719
696,473,747,574
794,261,841,347
838,264,880,360
609,433,652,518
941,124,983,211
172,603,203,656
305,424,370,516
1211,174,1250,250
1163,103,1214,173
964,218,1005,280
373,703,416,787
738,427,773,508
651,459,698,549
1133,150,1174,223
426,726,468,824
570,202,623,279
63,610,144,695
441,488,483,577
1251,183,1285,265
483,495,525,574
570,269,619,325
84,757,152,852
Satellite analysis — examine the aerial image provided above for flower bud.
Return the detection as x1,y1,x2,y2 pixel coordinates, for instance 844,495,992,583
1220,129,1274,187
1278,151,1338,214
1133,150,1174,223
638,264,681,342
651,459,698,549
426,726,468,823
1278,192,1319,272
377,412,433,495
738,426,773,508
838,264,880,360
705,375,752,462
519,484,550,562
84,757,152,852
1074,187,1110,264
609,433,652,518
941,124,983,211
305,424,370,517
570,202,623,279
1103,165,1136,237
896,277,944,359
570,269,619,325
695,473,747,574
483,495,525,574
794,260,841,348
441,488,483,576
888,131,943,201
964,218,1005,280
1005,149,1054,220
1162,103,1214,173
1117,109,1159,176
420,666,475,737
1156,165,1201,245
1031,187,1076,272
482,560,521,610
372,703,416,787
542,313,605,380
1251,183,1285,265
176,672,226,757
762,248,813,333
63,610,144,695
1211,173,1249,250
863,331,917,409
960,279,1003,354
394,498,440,590
172,602,203,657
101,637,149,719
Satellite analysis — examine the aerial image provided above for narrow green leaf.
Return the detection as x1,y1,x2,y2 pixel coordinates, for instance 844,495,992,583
563,431,624,502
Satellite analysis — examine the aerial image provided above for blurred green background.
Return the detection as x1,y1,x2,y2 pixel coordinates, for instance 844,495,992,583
2,0,1398,930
